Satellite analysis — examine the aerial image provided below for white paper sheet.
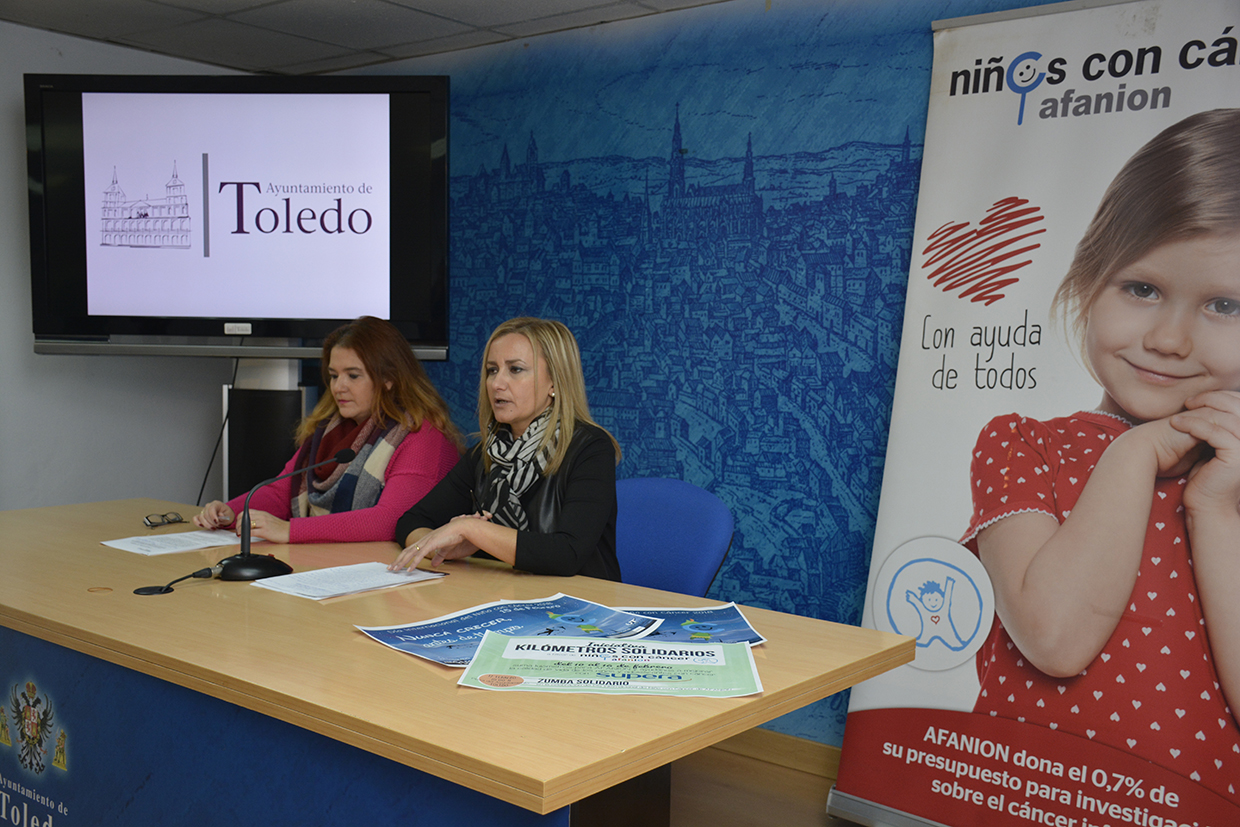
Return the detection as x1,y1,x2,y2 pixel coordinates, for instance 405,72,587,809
103,530,240,555
251,562,444,600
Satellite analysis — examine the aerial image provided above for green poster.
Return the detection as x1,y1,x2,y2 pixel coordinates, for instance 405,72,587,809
458,631,763,697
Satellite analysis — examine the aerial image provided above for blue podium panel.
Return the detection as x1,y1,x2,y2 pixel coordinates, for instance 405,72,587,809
0,627,566,827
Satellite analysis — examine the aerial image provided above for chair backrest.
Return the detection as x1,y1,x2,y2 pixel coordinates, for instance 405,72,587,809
615,477,733,597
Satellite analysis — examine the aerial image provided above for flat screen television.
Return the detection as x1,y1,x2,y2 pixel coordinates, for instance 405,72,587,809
24,73,449,359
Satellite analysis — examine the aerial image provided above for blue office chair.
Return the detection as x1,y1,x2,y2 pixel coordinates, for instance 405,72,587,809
615,478,734,596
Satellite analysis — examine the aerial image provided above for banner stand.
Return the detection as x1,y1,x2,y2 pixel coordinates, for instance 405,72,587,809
827,787,948,827
830,0,1240,823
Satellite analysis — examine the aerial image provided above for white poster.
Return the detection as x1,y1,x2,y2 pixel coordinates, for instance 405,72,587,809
832,1,1240,824
82,92,390,319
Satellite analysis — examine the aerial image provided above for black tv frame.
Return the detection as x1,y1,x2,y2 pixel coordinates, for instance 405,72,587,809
25,73,450,360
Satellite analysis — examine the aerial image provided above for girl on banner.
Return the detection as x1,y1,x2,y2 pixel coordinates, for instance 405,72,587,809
962,109,1240,801
193,316,462,543
390,317,623,580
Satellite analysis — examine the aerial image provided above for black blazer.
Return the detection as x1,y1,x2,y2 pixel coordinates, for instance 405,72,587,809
394,422,620,580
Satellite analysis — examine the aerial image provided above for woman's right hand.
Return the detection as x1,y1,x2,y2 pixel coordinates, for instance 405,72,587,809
193,501,235,530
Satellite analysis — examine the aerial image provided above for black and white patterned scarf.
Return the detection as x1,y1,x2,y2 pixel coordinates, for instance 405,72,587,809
482,410,557,529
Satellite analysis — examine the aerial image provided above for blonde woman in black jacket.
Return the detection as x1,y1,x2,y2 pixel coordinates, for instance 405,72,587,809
391,317,622,580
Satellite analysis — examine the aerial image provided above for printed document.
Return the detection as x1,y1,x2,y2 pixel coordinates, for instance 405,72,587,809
358,594,662,667
459,631,763,697
252,562,444,599
103,530,239,555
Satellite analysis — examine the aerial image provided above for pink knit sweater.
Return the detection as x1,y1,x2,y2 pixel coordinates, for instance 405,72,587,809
224,424,459,543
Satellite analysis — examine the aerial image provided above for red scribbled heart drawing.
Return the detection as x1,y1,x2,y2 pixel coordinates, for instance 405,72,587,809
921,197,1044,306
931,615,941,625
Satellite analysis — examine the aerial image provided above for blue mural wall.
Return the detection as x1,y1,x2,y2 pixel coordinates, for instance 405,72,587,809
359,0,1059,746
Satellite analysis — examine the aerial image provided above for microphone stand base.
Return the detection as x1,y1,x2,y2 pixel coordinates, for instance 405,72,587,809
216,553,293,581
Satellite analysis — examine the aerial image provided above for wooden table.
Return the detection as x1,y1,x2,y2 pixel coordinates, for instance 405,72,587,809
0,499,911,824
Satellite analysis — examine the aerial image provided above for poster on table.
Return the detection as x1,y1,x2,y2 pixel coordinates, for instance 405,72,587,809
829,1,1240,825
612,603,767,646
458,631,763,697
357,594,661,666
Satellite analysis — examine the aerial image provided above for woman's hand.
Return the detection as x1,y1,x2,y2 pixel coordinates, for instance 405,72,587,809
243,510,291,544
389,513,491,572
193,501,235,529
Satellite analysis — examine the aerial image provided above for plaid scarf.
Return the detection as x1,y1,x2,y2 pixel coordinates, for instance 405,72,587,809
291,416,409,517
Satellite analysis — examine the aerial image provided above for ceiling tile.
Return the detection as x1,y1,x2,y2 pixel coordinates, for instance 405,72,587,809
493,2,652,38
232,0,472,50
0,0,736,73
635,0,728,10
269,49,395,75
154,0,274,13
378,29,513,59
0,0,203,40
387,0,621,29
115,17,352,72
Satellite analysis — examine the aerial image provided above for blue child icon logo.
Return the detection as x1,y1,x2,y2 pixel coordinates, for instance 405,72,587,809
886,560,982,655
873,537,994,672
904,576,969,650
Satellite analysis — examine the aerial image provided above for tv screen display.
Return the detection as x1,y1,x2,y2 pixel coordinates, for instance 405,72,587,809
25,73,449,358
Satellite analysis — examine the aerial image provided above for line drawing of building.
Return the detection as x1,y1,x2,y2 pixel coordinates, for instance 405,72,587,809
662,105,764,242
101,162,191,248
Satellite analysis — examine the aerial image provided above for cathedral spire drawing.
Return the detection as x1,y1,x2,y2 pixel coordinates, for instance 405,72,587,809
669,103,686,198
743,133,754,186
661,107,763,243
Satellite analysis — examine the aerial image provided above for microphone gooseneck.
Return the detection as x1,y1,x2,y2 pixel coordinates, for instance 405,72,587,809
216,448,357,581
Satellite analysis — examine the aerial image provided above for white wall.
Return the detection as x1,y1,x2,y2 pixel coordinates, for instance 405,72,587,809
0,21,234,510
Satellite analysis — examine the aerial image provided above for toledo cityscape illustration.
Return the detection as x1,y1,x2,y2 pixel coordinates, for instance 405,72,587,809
431,111,916,715
405,1,931,742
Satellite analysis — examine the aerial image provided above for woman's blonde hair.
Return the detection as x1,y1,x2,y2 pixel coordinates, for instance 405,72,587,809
1052,108,1240,342
297,316,463,451
477,317,620,475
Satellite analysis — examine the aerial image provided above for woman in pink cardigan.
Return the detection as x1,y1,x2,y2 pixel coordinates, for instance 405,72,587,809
193,316,462,544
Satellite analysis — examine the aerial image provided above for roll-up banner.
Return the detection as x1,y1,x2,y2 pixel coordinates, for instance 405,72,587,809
829,1,1240,825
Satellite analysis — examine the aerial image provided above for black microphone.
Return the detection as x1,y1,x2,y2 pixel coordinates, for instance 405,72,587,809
216,448,357,581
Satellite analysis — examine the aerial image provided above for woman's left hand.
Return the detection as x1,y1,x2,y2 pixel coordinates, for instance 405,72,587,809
240,509,291,544
390,514,489,571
